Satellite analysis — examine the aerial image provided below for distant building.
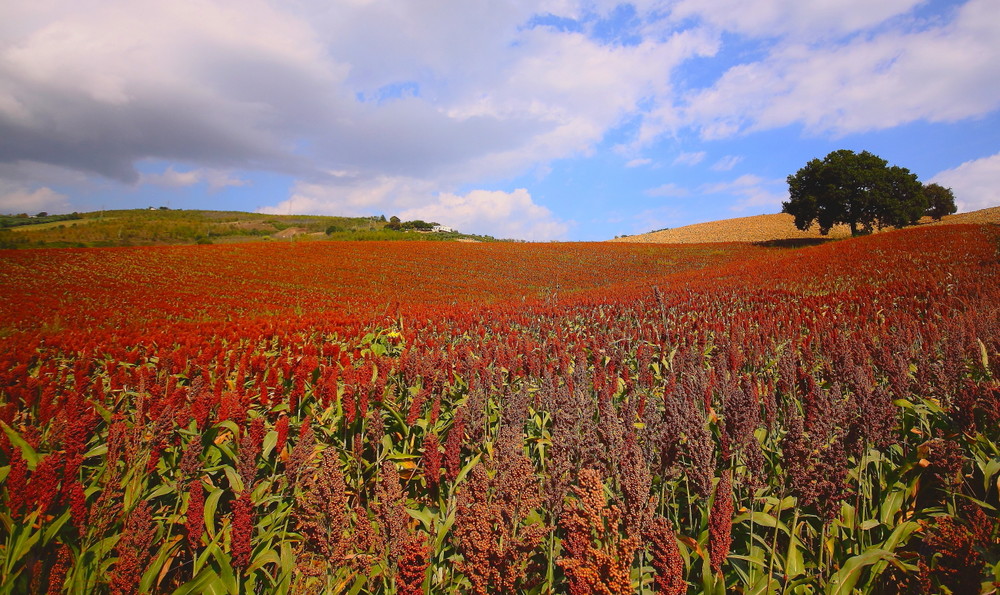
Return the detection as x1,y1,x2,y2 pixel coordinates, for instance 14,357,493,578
432,225,455,233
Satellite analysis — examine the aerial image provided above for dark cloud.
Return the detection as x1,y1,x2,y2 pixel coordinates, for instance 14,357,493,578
0,69,293,183
0,27,546,188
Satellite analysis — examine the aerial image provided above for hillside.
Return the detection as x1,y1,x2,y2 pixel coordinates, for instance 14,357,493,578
0,209,495,248
612,206,1000,244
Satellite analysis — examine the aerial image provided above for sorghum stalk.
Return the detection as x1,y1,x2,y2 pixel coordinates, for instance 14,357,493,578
766,485,787,594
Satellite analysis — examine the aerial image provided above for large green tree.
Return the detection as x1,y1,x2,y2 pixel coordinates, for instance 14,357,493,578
783,149,927,236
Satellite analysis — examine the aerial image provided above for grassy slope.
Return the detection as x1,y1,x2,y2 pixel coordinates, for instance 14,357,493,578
0,209,498,248
613,205,1000,244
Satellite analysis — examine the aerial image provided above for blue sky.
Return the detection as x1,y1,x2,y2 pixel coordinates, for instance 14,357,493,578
1,0,998,240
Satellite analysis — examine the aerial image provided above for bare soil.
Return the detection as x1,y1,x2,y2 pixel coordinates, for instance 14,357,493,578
272,227,310,239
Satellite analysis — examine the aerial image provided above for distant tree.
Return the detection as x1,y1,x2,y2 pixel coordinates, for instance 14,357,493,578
923,183,957,221
402,220,435,231
783,149,926,236
36,212,48,217
326,225,345,235
386,216,402,230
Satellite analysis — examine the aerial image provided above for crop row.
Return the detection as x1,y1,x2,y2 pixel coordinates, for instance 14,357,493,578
1,224,998,593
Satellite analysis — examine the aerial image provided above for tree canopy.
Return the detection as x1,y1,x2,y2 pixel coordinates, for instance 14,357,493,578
923,183,958,221
782,150,952,236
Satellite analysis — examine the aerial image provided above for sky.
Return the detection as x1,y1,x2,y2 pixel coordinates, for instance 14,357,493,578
1,0,999,241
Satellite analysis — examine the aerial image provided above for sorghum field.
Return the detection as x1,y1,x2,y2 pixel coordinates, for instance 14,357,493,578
1,224,998,594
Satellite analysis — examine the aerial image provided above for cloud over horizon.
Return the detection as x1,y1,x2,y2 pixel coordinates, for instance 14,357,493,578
1,0,997,239
930,152,1000,213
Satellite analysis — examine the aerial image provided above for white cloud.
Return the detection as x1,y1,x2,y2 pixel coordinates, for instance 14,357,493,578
0,185,70,214
673,151,706,166
0,0,719,216
626,158,652,168
1,0,343,182
711,155,743,171
141,167,201,188
929,152,1000,212
141,166,248,190
443,26,718,181
259,177,572,241
670,0,924,40
258,176,437,216
399,189,570,241
202,170,249,190
669,0,1000,139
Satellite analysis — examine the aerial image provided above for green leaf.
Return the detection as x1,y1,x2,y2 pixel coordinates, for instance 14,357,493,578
149,482,177,499
0,422,39,468
454,453,482,486
42,509,71,546
140,536,183,593
216,419,242,438
171,566,225,595
859,518,880,531
434,504,457,552
203,487,226,540
261,430,278,459
839,503,856,531
83,443,108,459
881,521,920,553
223,466,244,494
980,459,1000,495
278,541,295,587
247,549,280,574
3,510,41,578
734,510,790,534
745,568,779,595
405,506,437,534
345,573,368,595
207,542,239,595
827,549,895,595
785,535,805,579
880,487,906,524
699,547,713,594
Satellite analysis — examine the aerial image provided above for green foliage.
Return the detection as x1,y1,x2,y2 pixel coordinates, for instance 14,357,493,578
400,220,438,231
924,183,958,221
0,212,82,229
0,209,490,249
783,150,928,236
1,210,314,247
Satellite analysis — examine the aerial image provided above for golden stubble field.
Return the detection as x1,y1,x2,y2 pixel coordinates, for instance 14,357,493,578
612,206,1000,244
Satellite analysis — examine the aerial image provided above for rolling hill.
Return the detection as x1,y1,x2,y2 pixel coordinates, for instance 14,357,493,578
611,206,1000,244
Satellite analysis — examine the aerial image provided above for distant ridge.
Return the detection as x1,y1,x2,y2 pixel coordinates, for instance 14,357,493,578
610,206,1000,244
